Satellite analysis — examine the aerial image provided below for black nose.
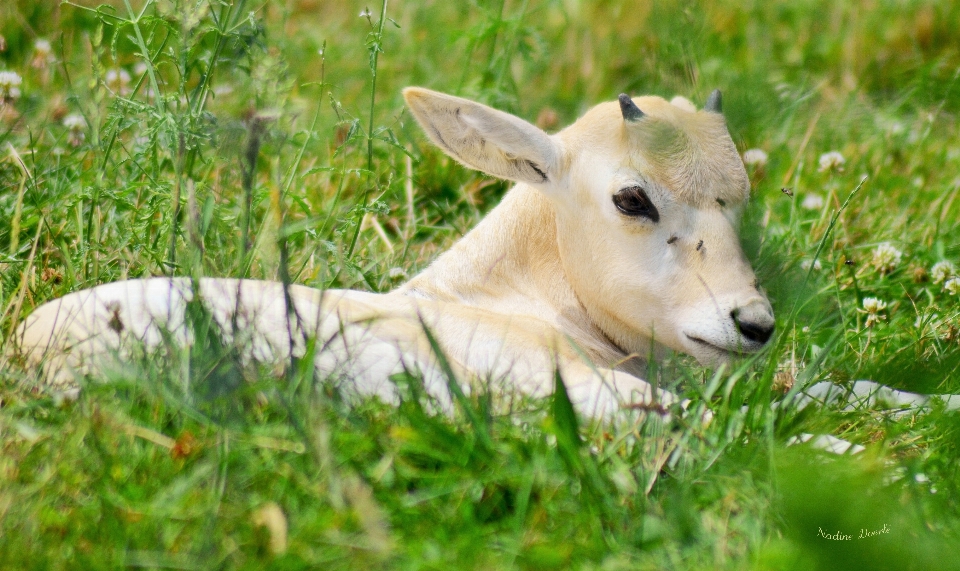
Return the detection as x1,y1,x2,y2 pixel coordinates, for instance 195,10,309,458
732,309,775,344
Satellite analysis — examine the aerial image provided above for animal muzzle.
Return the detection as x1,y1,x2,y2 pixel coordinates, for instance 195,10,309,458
679,294,775,364
731,299,775,346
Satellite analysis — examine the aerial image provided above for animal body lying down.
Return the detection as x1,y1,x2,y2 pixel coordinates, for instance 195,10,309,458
16,87,778,417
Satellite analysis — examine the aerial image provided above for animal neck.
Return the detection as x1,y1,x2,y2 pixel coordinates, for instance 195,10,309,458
400,184,566,306
399,185,624,359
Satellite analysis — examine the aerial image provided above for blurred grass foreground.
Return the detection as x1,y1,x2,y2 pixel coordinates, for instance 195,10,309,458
1,0,959,569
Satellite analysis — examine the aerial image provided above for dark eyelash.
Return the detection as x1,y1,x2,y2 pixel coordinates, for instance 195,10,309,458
612,186,660,222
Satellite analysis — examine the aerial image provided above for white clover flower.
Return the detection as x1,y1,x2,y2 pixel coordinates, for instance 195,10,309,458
801,193,824,210
0,70,23,101
742,148,768,168
946,277,960,296
862,297,887,327
31,39,54,70
931,261,955,284
63,114,86,146
871,242,903,274
818,151,846,173
800,259,822,271
34,39,52,56
63,114,86,130
388,267,408,281
862,297,887,313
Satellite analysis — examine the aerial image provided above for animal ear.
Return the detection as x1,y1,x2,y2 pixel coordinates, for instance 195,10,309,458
403,87,562,186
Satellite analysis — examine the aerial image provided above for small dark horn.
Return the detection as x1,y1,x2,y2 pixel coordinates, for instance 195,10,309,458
618,94,645,121
705,89,722,113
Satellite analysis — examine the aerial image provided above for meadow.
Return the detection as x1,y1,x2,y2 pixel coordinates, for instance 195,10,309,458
1,0,959,569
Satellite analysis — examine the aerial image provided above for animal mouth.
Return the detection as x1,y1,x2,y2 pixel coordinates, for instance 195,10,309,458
685,334,752,357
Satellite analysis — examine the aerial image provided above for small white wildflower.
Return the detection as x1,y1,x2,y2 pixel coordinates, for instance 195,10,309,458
800,259,822,271
105,68,131,94
818,151,846,173
742,148,768,168
931,261,955,284
30,39,54,71
0,70,23,101
801,193,824,210
134,61,148,76
861,297,887,327
359,7,372,18
387,267,408,281
862,297,887,313
63,114,86,130
945,277,960,296
871,242,903,274
63,114,86,146
34,39,52,56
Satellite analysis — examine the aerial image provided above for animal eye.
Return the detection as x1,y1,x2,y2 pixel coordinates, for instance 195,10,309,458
613,186,659,222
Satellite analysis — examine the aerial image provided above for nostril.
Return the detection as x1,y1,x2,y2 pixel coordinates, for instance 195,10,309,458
731,310,775,344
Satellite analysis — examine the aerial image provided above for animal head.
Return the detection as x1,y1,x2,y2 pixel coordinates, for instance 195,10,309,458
403,87,774,365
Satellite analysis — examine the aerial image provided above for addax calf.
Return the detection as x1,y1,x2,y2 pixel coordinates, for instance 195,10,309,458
14,88,775,417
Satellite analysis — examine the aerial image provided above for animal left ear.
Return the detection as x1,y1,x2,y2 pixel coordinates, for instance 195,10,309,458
404,87,563,186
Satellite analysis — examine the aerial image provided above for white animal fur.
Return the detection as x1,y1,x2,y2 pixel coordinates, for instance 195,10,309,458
13,88,777,418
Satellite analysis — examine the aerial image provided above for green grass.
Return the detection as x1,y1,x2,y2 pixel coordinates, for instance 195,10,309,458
1,0,959,569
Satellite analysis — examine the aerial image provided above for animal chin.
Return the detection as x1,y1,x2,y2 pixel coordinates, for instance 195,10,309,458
684,334,754,362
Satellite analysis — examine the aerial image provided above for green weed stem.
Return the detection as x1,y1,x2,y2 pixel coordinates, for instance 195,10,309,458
347,0,389,259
